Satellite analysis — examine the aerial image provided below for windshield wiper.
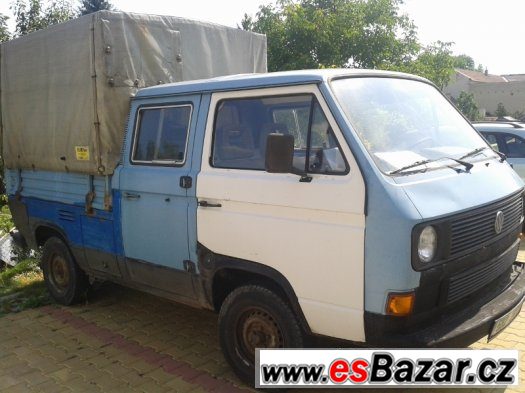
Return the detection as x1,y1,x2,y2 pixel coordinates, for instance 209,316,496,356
445,157,473,171
494,150,507,162
388,156,473,175
388,159,432,175
460,146,506,162
459,146,488,160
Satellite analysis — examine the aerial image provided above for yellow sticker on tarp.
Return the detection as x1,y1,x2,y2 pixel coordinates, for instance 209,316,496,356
75,146,90,161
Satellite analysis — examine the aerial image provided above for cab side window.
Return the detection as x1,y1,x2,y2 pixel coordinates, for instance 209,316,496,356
211,94,347,174
502,134,525,158
133,105,192,165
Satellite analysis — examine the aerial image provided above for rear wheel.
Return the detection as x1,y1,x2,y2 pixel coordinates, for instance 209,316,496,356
218,285,304,385
41,237,88,305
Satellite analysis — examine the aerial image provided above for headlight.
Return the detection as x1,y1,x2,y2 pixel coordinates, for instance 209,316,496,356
418,226,437,263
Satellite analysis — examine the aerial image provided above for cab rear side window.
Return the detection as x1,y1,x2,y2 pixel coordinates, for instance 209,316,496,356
132,105,192,165
211,94,348,174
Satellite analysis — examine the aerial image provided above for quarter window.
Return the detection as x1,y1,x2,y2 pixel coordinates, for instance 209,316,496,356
212,94,347,174
133,105,192,165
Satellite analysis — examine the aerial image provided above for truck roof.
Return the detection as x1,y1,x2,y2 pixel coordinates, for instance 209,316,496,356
135,69,428,98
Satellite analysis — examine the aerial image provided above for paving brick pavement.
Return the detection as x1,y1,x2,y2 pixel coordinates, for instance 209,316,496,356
0,246,524,392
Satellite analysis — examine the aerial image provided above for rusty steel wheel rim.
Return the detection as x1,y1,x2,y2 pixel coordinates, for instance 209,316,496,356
49,253,70,294
236,307,284,363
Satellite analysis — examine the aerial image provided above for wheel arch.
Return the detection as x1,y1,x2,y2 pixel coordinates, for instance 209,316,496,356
198,245,312,335
34,223,68,248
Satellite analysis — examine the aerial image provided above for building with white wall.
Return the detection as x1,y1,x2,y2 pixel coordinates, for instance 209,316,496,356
444,69,525,116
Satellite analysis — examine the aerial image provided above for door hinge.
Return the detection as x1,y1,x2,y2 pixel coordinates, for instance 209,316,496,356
85,175,96,215
180,176,192,189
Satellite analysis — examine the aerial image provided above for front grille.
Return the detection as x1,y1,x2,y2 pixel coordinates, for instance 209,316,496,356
447,246,516,304
449,192,523,257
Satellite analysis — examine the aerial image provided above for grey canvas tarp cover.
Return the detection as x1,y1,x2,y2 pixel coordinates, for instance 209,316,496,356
0,11,267,175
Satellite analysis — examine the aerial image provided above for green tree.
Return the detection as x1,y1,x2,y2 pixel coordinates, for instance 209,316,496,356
0,14,10,42
12,0,45,36
242,0,419,71
241,0,460,90
453,54,475,70
495,102,507,118
386,41,456,90
512,110,524,120
455,91,480,121
45,1,75,25
78,0,114,16
11,0,74,36
409,41,455,90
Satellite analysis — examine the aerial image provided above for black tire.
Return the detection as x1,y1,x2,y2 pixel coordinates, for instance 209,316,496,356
218,285,304,385
41,237,89,305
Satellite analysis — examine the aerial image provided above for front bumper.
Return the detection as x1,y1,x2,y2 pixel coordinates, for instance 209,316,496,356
365,257,525,348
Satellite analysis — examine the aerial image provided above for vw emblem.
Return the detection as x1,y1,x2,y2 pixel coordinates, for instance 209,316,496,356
494,211,504,234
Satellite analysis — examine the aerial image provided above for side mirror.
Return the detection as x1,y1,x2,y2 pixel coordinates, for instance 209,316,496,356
265,133,294,173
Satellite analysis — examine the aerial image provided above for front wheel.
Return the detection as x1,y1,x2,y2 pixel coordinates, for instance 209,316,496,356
41,237,88,305
218,285,304,385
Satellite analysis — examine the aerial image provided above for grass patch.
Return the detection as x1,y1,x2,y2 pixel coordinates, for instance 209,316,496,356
0,197,49,315
0,258,50,316
0,203,14,235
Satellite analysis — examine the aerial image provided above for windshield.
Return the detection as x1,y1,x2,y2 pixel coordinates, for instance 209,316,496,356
331,77,493,174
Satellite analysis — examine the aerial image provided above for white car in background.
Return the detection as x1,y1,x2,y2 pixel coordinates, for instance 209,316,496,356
474,122,525,180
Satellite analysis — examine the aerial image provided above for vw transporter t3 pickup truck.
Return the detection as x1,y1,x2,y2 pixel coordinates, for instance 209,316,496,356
2,11,525,385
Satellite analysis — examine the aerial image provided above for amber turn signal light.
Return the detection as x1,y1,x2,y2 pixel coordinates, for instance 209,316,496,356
386,292,415,316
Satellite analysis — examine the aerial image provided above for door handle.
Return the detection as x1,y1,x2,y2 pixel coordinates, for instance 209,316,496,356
198,200,222,208
180,176,192,189
124,192,141,200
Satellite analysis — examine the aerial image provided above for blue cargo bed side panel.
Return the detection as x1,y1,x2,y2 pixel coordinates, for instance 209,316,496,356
6,169,122,255
80,214,117,254
25,198,84,246
24,198,118,254
6,169,107,211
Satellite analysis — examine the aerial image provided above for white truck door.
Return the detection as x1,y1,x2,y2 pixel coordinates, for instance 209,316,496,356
196,85,366,341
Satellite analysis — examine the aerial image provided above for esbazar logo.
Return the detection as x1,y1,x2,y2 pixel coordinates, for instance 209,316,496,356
327,354,515,384
256,349,519,388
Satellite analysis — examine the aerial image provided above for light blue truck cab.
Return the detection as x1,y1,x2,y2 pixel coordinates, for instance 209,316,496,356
6,69,525,383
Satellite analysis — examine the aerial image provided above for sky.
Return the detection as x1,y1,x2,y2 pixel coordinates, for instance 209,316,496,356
0,0,523,75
